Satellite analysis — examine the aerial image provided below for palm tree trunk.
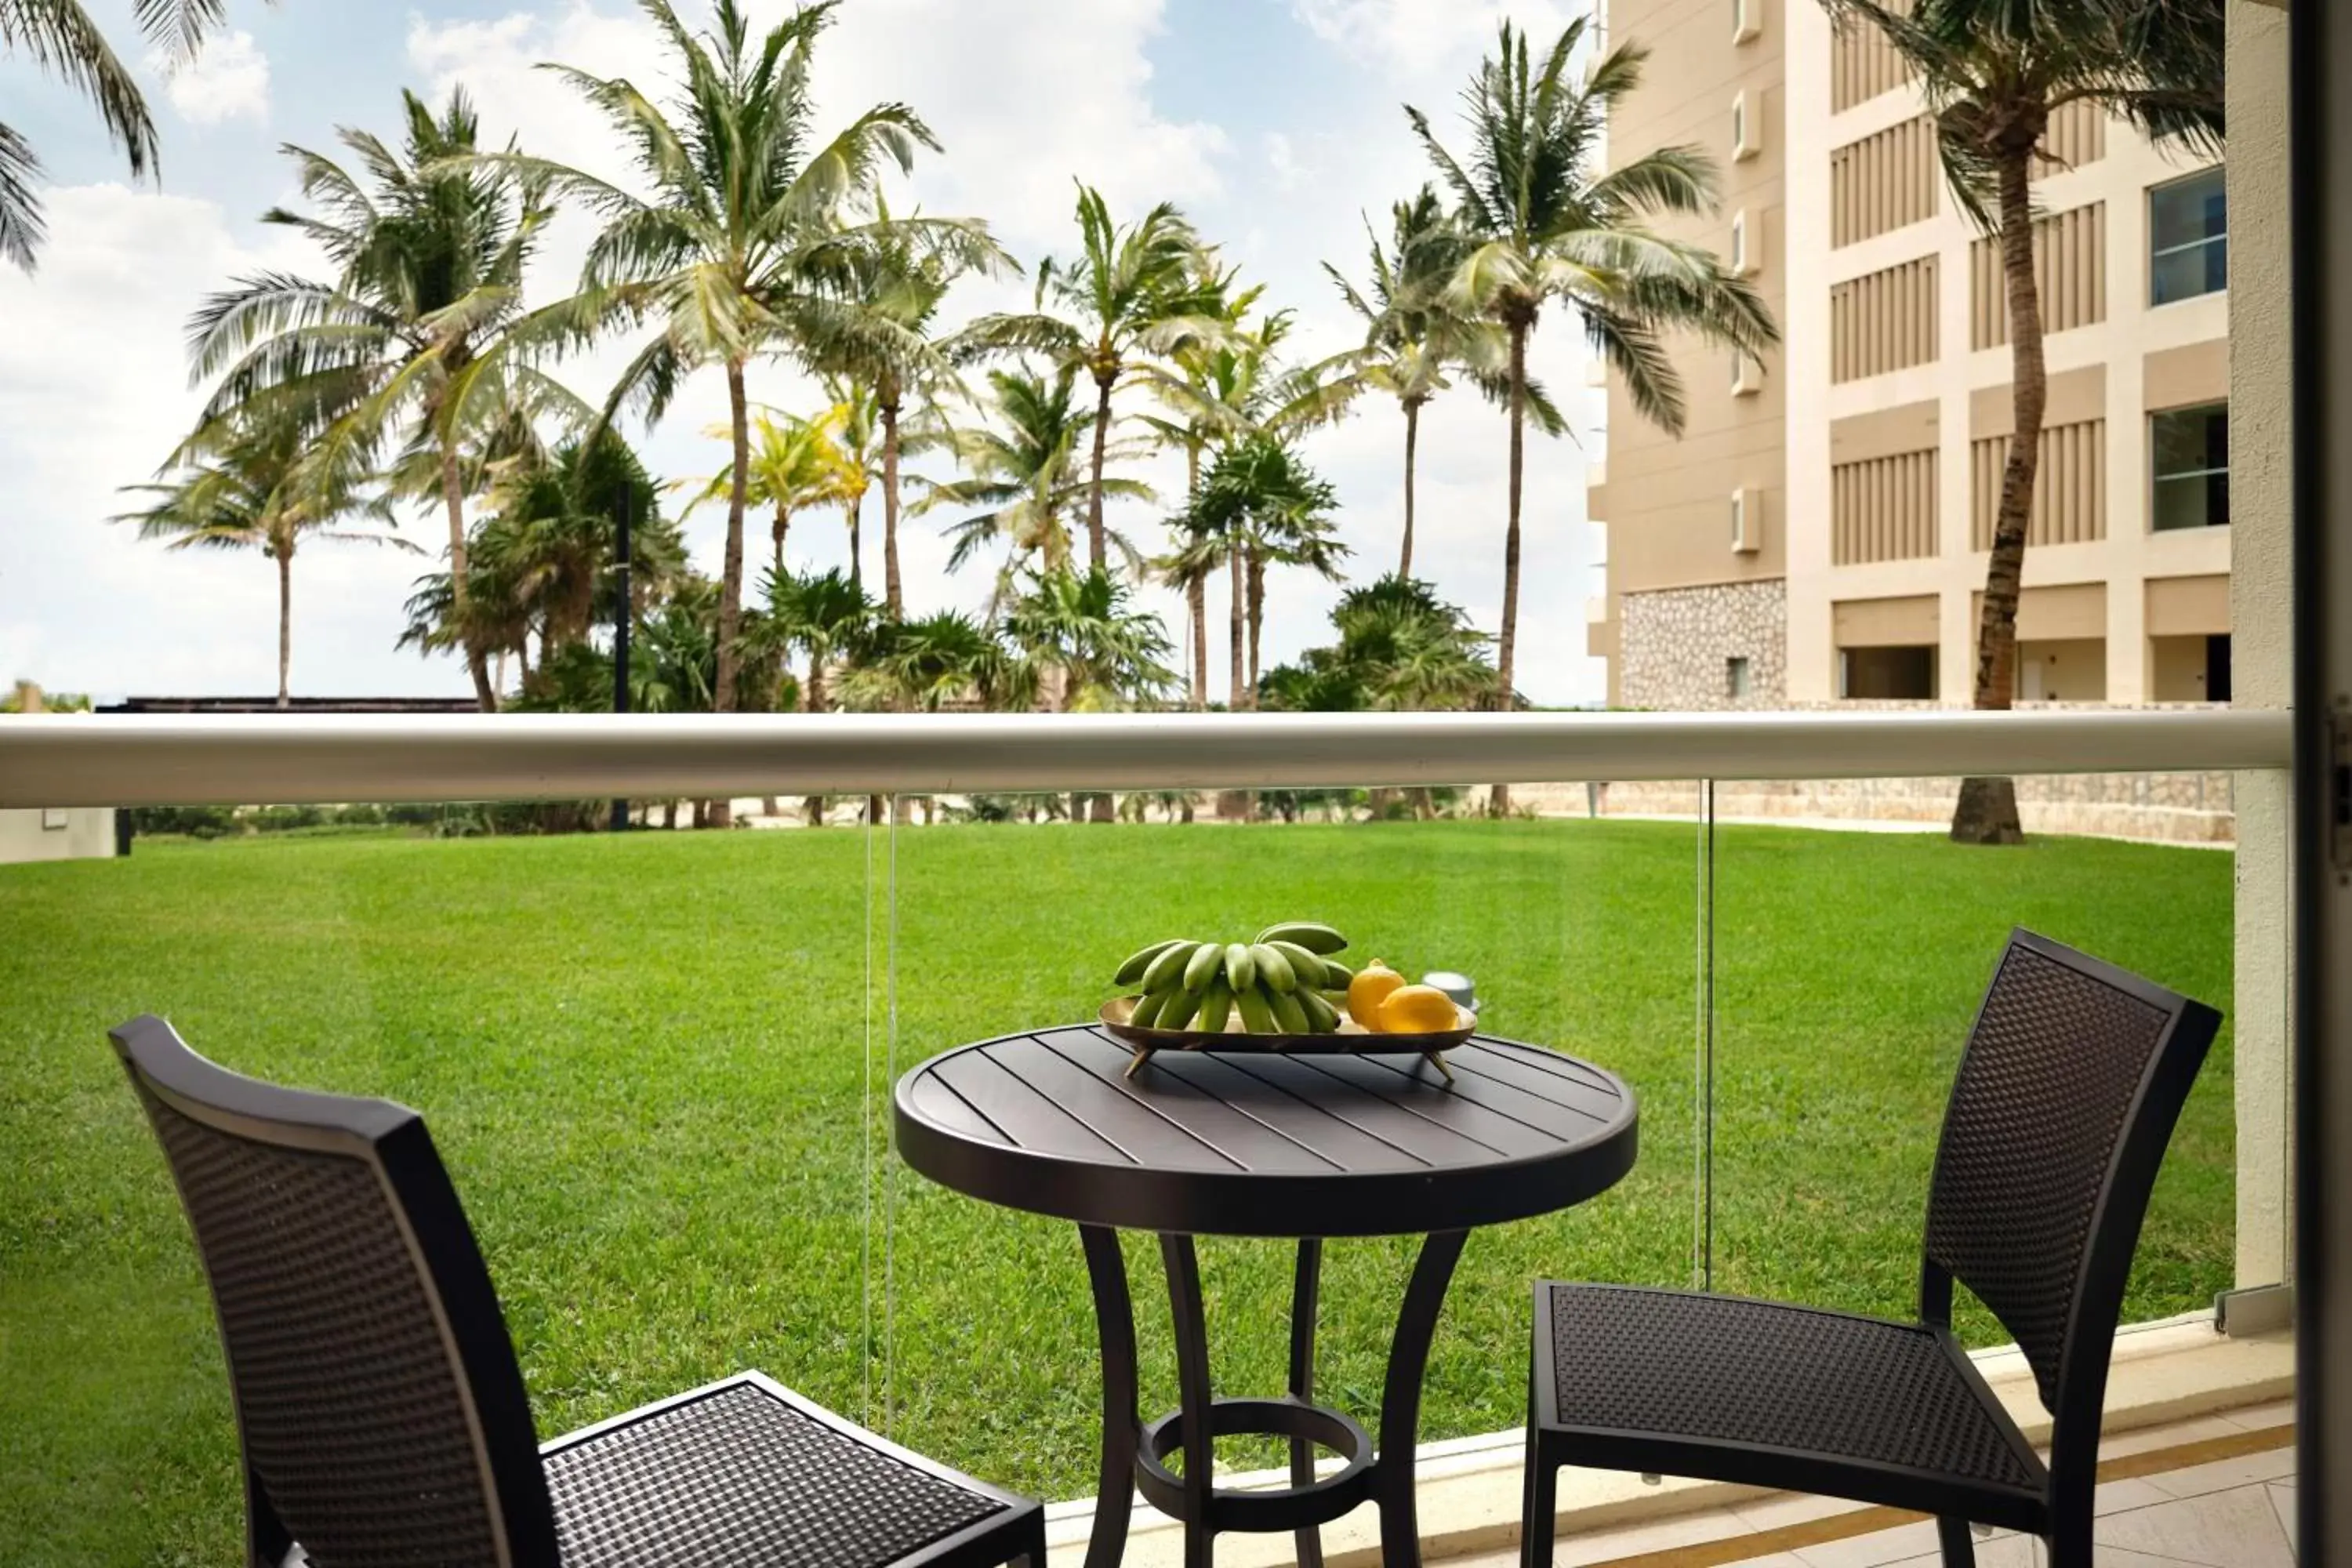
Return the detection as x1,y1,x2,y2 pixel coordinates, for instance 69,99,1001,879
711,358,753,830
1087,372,1115,572
1186,444,1207,710
1188,576,1208,711
274,544,292,710
848,492,864,590
1952,150,2043,847
441,441,498,712
882,395,906,618
774,500,789,583
1247,550,1265,691
1492,321,1530,818
1401,398,1421,578
804,655,827,826
1228,538,1247,709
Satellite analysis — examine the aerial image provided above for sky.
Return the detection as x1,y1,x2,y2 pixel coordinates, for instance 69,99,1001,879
0,0,1606,706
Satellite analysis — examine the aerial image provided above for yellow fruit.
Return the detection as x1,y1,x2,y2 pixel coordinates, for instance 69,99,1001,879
1347,960,1406,1028
1376,985,1461,1035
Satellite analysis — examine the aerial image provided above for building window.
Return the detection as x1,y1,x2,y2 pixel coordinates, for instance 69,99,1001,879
1839,645,1938,699
2151,403,2230,532
1731,92,1759,161
1726,656,1753,699
1729,209,1751,275
2150,167,2226,305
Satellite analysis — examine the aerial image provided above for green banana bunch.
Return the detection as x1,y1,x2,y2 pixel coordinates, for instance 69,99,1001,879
1113,923,1356,1036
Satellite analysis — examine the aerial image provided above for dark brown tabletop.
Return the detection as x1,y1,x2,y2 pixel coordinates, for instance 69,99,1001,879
894,1024,1638,1238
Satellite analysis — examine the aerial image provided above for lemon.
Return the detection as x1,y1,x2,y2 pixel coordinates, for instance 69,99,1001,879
1375,984,1461,1034
1347,960,1406,1028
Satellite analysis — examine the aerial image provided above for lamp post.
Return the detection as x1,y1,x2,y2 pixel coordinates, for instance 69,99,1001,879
609,490,633,833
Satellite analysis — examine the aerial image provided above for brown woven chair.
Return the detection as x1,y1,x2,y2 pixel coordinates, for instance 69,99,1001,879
111,1014,1044,1568
1520,930,2221,1568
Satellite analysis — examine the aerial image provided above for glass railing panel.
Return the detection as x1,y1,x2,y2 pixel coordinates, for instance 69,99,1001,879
1703,772,2242,1343
0,799,880,1560
880,781,1700,1501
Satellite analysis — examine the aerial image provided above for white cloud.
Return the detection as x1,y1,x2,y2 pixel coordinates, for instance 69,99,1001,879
5,3,1606,707
1291,0,1577,78
159,31,272,126
0,186,451,699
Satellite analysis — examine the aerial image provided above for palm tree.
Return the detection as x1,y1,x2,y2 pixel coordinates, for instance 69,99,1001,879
920,365,1154,615
1324,187,1506,578
1412,19,1777,795
759,564,875,822
118,408,416,707
763,565,874,717
968,186,1229,572
798,189,1013,618
493,429,675,662
0,0,231,271
1140,259,1259,710
187,88,567,712
508,0,982,822
822,375,883,587
1145,310,1361,711
1825,0,2223,844
840,610,1028,714
684,409,856,582
1003,567,1178,715
1181,435,1349,700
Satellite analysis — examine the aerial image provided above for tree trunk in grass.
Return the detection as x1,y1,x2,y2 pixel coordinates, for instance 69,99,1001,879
804,655,827,826
1490,318,1530,818
1952,144,2045,847
1399,397,1421,578
1087,370,1114,572
848,491,863,591
1228,536,1247,710
441,441,498,712
1186,445,1207,710
274,544,292,710
882,388,905,619
710,358,752,831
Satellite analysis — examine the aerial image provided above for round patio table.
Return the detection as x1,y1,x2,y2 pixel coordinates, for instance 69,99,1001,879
894,1023,1638,1568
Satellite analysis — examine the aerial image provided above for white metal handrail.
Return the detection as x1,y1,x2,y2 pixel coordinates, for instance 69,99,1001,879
0,708,2292,808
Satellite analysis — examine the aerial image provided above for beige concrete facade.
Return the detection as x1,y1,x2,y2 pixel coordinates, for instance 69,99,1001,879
1587,0,1789,708
1594,0,2231,713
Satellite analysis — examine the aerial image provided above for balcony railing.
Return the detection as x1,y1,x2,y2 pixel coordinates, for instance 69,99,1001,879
0,706,2293,807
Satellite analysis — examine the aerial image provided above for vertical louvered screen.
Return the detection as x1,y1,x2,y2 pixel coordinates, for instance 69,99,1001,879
2033,100,2107,180
1972,203,2107,350
1970,419,2108,549
1831,117,1940,248
1831,256,1940,383
1831,15,1915,112
1832,448,1940,564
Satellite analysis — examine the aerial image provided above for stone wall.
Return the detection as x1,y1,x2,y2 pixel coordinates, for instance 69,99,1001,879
1519,771,2238,844
1619,580,1788,710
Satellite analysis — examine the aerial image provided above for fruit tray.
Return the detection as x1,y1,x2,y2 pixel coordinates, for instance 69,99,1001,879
1100,996,1473,1081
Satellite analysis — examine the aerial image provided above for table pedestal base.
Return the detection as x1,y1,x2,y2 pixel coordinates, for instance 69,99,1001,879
1078,1225,1469,1568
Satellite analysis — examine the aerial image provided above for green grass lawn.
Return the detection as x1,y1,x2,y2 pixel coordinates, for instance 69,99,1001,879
0,818,2236,1564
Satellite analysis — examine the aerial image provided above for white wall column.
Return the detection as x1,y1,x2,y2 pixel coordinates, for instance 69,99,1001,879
2227,0,2294,1294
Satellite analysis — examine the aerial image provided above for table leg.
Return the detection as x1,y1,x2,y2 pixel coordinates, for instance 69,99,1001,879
1080,1225,1138,1568
1161,1233,1218,1568
1375,1230,1468,1568
1289,1238,1327,1568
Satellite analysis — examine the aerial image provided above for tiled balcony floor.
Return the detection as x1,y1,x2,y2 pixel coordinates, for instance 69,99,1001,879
1457,1400,2296,1568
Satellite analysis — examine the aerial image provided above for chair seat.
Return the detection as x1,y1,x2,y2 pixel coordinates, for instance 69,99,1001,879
543,1373,1017,1568
1536,1283,2047,1517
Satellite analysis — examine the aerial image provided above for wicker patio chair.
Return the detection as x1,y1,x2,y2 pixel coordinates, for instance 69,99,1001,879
1520,929,2221,1568
111,1013,1044,1568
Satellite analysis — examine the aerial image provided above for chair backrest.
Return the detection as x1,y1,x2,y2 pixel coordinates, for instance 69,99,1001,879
111,1015,558,1568
1919,931,2221,1417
